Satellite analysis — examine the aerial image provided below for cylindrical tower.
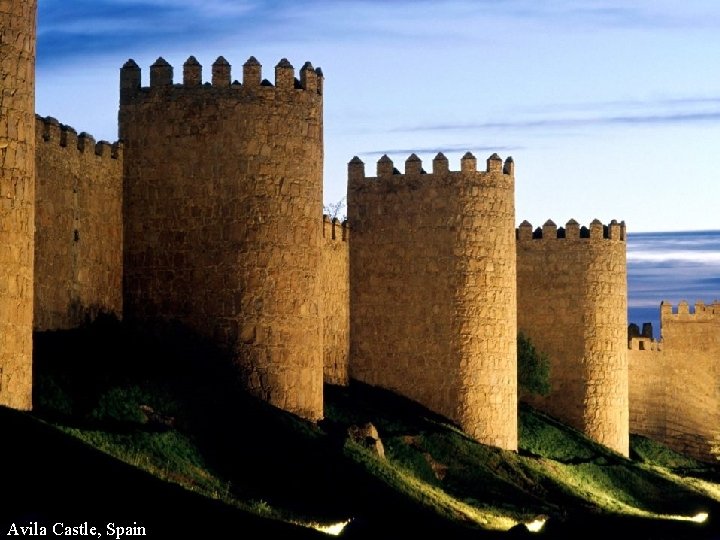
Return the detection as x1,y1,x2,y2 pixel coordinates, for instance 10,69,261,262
348,152,517,450
119,56,324,420
517,219,628,455
0,0,36,410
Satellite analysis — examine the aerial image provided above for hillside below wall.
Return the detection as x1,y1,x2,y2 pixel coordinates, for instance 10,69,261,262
34,117,123,330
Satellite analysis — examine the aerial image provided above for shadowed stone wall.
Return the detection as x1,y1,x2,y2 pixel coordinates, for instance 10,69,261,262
120,55,324,420
34,116,123,330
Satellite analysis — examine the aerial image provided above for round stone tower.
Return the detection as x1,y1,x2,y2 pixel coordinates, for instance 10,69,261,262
348,152,517,450
517,219,628,455
0,0,36,410
119,56,324,420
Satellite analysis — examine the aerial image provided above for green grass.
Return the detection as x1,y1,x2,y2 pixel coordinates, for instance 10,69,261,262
23,318,720,538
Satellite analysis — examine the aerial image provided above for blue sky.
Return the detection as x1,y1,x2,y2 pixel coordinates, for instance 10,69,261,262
36,0,720,232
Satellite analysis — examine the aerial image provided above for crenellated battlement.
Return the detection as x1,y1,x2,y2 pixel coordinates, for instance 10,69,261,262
516,218,626,241
120,55,323,104
660,300,720,322
35,115,122,161
348,152,514,185
322,214,349,242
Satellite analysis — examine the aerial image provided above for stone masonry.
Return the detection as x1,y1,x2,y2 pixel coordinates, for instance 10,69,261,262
348,153,518,450
517,219,629,456
9,0,716,460
34,116,123,330
0,0,36,410
321,215,349,385
119,56,325,420
629,301,720,461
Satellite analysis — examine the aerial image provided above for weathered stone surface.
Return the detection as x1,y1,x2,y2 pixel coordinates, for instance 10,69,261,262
629,301,720,462
119,56,324,421
0,0,36,410
517,220,629,456
348,153,518,451
322,215,349,385
347,422,385,458
34,116,123,330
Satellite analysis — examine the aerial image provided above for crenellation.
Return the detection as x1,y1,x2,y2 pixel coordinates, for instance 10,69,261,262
461,151,477,172
212,56,231,87
243,56,262,87
348,156,365,182
432,152,449,174
77,132,95,153
183,56,202,86
486,152,502,173
314,67,324,95
120,59,141,103
516,219,627,242
503,156,514,175
542,219,557,239
274,58,294,90
150,57,173,87
405,153,422,175
377,154,394,177
300,62,317,92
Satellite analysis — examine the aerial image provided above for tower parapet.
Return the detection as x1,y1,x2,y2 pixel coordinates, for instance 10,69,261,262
517,218,629,456
120,55,324,420
119,55,323,119
348,152,517,450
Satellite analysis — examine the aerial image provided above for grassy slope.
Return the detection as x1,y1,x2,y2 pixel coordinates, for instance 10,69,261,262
9,318,719,538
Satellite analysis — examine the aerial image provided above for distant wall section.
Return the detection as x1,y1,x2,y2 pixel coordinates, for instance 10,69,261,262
629,301,720,461
321,215,349,386
517,219,628,456
34,116,123,330
349,152,517,450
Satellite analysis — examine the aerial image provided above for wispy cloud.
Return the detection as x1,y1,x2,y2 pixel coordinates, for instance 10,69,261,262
393,109,720,134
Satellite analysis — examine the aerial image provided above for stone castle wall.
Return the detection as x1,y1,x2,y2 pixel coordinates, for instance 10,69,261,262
321,215,350,386
517,219,628,456
0,0,36,410
119,56,325,420
348,152,518,450
629,301,720,461
34,116,123,330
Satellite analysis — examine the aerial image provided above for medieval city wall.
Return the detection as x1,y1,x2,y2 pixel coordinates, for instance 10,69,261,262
629,301,720,461
321,215,350,386
119,56,324,420
348,152,518,450
34,116,123,330
517,219,629,456
0,0,36,410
